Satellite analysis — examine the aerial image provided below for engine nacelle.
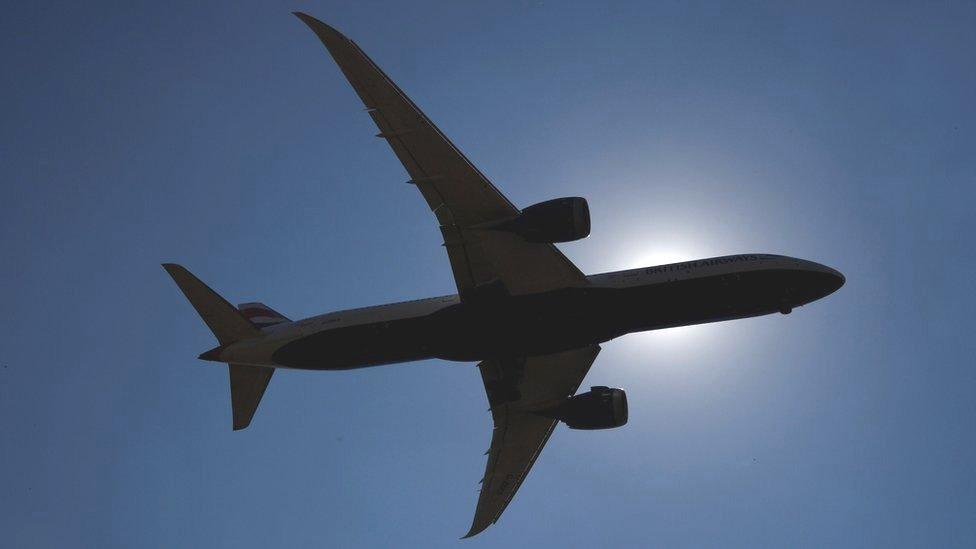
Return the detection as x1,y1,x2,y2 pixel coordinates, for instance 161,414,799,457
548,386,628,430
484,197,590,243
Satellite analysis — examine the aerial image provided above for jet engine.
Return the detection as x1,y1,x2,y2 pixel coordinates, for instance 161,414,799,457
481,197,590,243
544,386,628,430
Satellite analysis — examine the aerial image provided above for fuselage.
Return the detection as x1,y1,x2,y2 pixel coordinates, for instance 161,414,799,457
208,254,844,370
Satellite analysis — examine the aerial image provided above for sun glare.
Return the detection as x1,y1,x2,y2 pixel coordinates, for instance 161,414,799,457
605,241,730,365
611,240,709,271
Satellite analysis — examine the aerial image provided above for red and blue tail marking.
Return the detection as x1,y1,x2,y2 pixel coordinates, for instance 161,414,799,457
236,302,290,328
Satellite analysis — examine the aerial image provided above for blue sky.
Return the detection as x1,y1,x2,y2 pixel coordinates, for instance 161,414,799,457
2,1,974,547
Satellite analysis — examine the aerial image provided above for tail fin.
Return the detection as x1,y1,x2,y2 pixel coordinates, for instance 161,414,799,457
162,264,259,345
163,264,281,430
237,302,289,329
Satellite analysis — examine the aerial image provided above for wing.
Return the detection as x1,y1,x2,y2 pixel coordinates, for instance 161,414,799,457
466,345,601,538
294,13,587,297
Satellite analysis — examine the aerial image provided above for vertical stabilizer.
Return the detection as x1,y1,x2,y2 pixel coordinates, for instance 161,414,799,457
237,302,290,329
163,264,279,430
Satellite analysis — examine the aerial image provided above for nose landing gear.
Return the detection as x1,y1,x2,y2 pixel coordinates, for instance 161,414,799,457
779,303,793,315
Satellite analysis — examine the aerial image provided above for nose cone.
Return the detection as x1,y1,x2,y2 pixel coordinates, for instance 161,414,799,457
805,261,846,299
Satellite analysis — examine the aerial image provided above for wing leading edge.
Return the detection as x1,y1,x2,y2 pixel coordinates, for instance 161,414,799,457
467,345,601,538
294,13,587,297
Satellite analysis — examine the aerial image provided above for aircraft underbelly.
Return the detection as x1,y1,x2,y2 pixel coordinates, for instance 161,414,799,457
270,268,827,370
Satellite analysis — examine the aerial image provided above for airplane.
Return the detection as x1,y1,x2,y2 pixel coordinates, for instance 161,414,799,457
163,12,845,538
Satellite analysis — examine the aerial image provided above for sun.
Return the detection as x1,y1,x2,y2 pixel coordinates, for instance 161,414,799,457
603,241,732,364
612,240,708,271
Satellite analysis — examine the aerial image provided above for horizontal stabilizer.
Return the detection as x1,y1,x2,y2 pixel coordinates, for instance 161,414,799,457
229,363,275,430
162,264,259,345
